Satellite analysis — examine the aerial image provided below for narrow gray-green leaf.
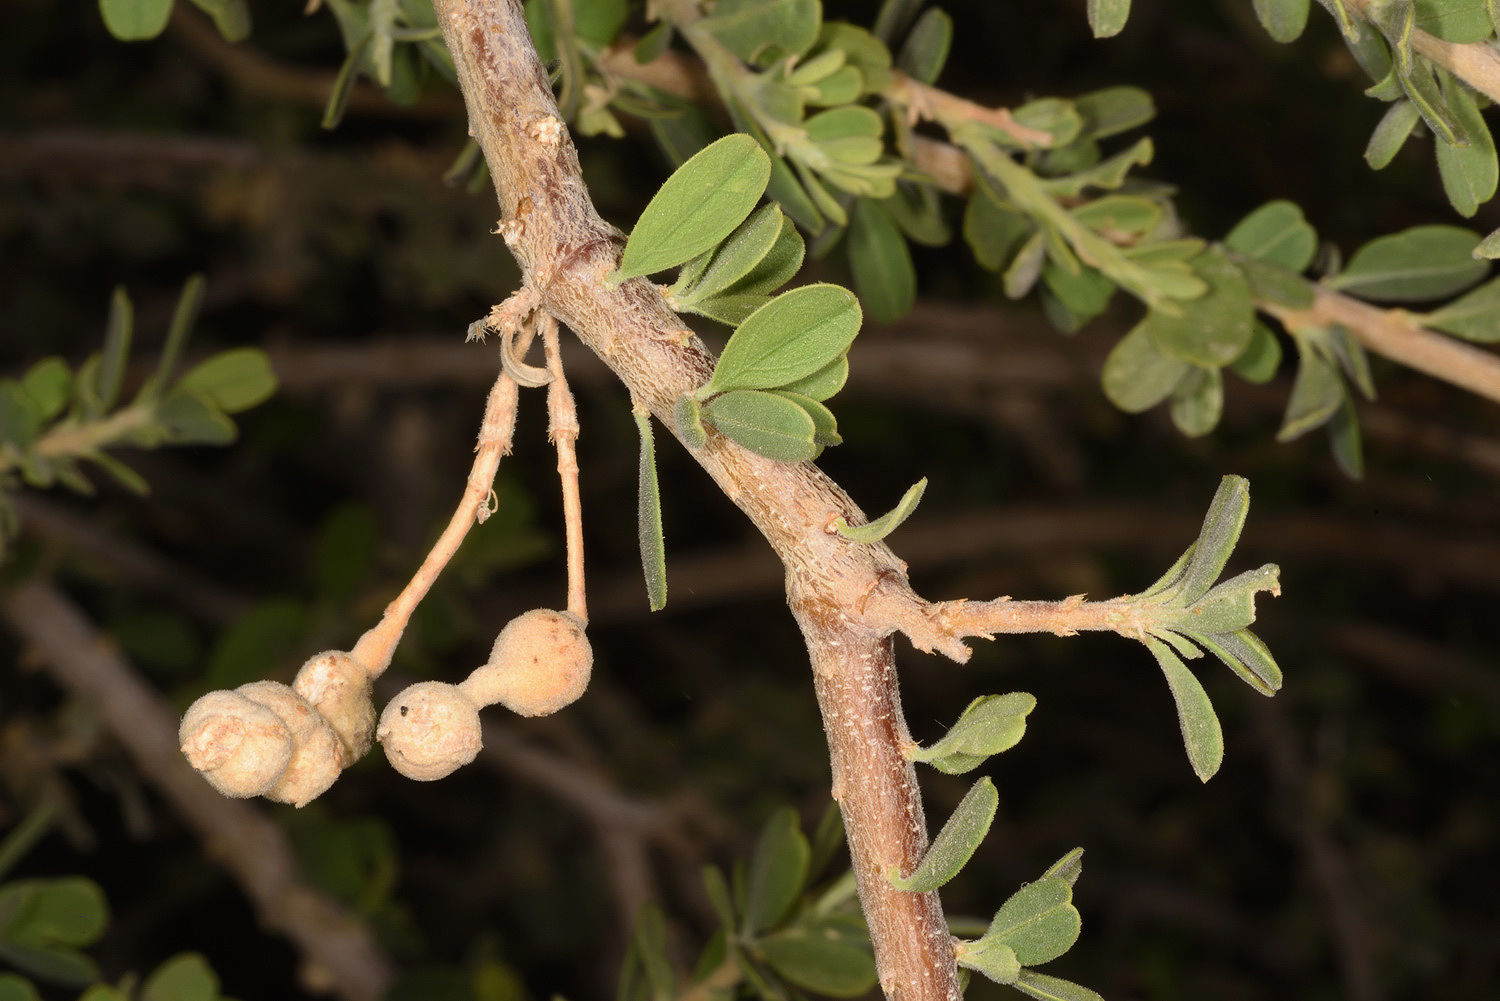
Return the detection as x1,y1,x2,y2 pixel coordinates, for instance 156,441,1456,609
963,191,1032,272
1435,72,1498,218
1425,276,1500,340
97,286,133,411
1327,225,1487,301
99,0,172,40
677,204,786,305
985,878,1082,966
1230,321,1283,383
1190,629,1283,696
1365,99,1421,169
1175,474,1251,605
897,7,953,84
1041,847,1086,886
909,692,1036,771
834,477,927,543
1224,200,1317,272
1254,0,1312,40
675,394,708,449
634,408,667,611
1087,0,1131,38
744,807,810,935
703,390,818,463
849,199,917,323
615,135,771,280
1101,320,1190,413
145,274,205,401
1143,636,1224,782
1170,564,1281,639
888,777,998,892
707,284,861,393
1277,345,1344,441
1013,971,1106,1001
955,939,1019,986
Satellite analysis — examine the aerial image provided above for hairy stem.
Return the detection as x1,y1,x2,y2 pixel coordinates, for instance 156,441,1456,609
431,2,961,998
0,405,153,477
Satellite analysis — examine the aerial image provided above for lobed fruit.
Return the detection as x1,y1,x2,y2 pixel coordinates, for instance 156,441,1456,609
236,681,344,807
293,650,376,766
463,608,592,717
179,689,293,799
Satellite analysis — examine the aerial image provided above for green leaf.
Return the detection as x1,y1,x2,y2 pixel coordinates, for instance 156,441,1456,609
722,213,807,299
1012,98,1084,148
178,348,277,413
99,0,172,40
1434,73,1498,217
757,915,877,997
955,939,1019,986
1169,366,1223,438
897,7,952,83
1004,231,1047,298
984,878,1082,966
1013,971,1106,1001
1071,195,1161,237
1168,564,1280,634
1189,629,1283,695
1038,136,1154,196
1425,276,1500,340
778,356,848,401
1365,99,1422,169
322,29,373,130
1415,0,1494,40
813,23,892,94
1253,0,1311,39
675,395,708,449
0,879,108,947
1172,474,1251,605
634,408,667,612
772,391,840,447
1237,256,1314,308
0,942,96,987
1324,326,1375,398
888,777,998,892
1230,322,1283,383
834,477,926,543
20,359,71,422
1140,248,1255,366
1224,201,1317,272
703,390,819,463
676,204,786,305
154,388,236,445
849,199,916,323
0,974,40,1001
1041,847,1086,885
142,954,218,1001
908,692,1036,773
700,0,820,64
141,274,206,402
1073,86,1155,140
1143,636,1224,782
964,191,1033,272
97,286,133,411
703,865,738,933
615,135,772,280
1101,320,1191,412
187,0,251,41
1328,224,1487,301
745,808,811,935
706,284,861,394
882,182,951,247
1087,0,1131,37
1277,345,1344,441
1040,261,1115,332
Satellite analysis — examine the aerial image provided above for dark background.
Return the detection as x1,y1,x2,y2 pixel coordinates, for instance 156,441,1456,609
2,2,1497,1000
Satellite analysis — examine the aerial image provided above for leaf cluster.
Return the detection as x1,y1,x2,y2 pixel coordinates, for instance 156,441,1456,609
618,806,879,1001
0,279,277,558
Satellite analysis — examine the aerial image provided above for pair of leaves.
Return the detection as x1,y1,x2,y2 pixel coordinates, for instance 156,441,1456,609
956,849,1087,986
1132,476,1283,782
101,0,250,43
680,284,860,463
671,204,807,325
906,692,1036,774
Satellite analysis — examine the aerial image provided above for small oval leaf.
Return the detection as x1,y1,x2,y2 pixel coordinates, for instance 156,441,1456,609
615,134,771,280
707,284,861,394
703,390,819,463
1143,636,1224,783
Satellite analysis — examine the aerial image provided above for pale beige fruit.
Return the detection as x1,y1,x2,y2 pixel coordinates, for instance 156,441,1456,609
377,681,482,781
293,650,376,766
463,609,592,717
180,690,293,798
237,681,344,808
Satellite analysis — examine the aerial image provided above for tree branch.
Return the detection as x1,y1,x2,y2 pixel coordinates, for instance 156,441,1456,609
0,579,392,1001
431,3,968,997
